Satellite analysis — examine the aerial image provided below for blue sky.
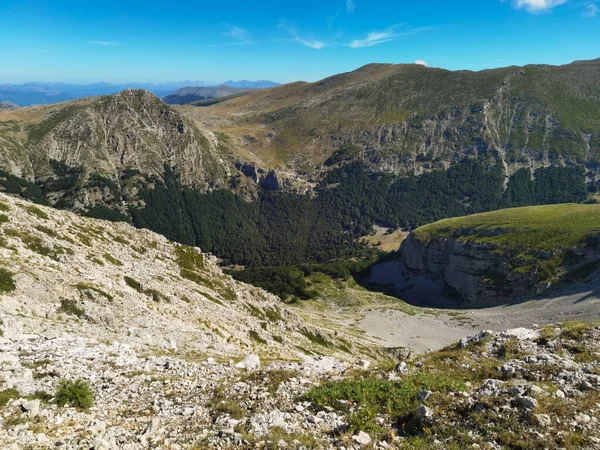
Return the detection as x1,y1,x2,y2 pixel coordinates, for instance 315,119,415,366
1,0,598,84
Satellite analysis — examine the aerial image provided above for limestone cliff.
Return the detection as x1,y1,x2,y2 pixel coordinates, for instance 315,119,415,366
401,204,600,304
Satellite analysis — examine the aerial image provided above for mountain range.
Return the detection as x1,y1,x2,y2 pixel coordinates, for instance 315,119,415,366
2,59,600,449
0,59,598,270
0,80,281,106
162,85,255,105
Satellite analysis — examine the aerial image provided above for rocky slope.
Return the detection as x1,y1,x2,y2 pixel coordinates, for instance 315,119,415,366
401,203,600,304
0,194,599,448
0,192,373,362
0,89,237,187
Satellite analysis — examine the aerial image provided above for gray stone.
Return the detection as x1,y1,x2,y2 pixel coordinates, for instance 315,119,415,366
352,431,372,447
235,354,260,371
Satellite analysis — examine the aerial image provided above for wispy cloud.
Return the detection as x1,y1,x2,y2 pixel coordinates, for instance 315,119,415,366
584,2,598,16
278,19,325,49
348,25,431,48
87,41,117,46
347,0,356,13
222,25,253,44
415,60,428,66
507,0,568,12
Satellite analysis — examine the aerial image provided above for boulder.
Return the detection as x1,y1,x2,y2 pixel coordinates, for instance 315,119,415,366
235,354,261,371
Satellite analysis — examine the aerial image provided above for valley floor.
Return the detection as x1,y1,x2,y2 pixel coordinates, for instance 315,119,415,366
358,260,600,352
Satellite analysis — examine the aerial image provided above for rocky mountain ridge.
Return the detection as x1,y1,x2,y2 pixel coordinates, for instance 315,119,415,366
183,59,600,180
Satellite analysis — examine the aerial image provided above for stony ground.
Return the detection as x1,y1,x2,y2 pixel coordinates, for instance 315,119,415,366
2,321,600,449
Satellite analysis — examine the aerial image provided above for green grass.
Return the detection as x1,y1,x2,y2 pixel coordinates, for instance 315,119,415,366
175,244,204,272
103,253,123,266
124,276,143,292
54,379,93,410
74,283,113,301
248,330,267,345
23,205,49,220
0,388,20,407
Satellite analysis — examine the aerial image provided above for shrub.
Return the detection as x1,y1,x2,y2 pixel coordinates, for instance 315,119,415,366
58,298,85,318
0,388,20,406
0,268,16,293
124,276,143,292
55,379,93,409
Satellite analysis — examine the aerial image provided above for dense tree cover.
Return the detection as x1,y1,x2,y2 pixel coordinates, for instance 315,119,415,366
129,161,588,267
227,253,387,301
0,159,588,269
0,169,49,205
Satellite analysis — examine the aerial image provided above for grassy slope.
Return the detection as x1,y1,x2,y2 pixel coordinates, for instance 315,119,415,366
413,203,600,250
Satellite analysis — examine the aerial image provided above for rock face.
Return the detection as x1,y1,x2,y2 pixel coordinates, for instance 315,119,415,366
0,89,235,188
401,233,540,304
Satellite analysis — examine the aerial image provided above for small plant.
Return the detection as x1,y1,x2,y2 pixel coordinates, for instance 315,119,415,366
0,268,16,293
0,388,20,407
0,214,8,223
57,298,85,318
55,379,93,409
124,276,143,292
24,205,49,220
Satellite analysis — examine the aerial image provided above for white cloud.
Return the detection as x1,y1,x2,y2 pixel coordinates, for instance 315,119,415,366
510,0,568,12
349,30,395,48
584,2,598,16
415,60,428,66
348,25,431,48
347,0,356,13
278,20,325,49
222,25,252,44
87,41,116,46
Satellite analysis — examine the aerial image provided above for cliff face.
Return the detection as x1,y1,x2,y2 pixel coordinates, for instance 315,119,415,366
400,203,600,304
401,234,541,304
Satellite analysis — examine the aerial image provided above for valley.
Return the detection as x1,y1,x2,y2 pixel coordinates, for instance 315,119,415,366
1,58,600,449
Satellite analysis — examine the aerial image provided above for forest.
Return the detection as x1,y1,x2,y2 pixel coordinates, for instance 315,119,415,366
0,159,588,270
130,161,587,267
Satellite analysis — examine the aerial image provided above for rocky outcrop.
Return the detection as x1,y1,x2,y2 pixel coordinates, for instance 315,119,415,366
401,233,543,304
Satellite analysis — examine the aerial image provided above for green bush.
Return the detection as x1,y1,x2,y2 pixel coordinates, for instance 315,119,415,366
55,379,93,409
0,268,16,293
0,388,20,406
58,298,85,318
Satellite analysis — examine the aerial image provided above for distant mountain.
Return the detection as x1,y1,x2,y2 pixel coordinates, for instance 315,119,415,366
222,79,280,89
0,101,19,109
162,85,253,105
0,81,208,106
